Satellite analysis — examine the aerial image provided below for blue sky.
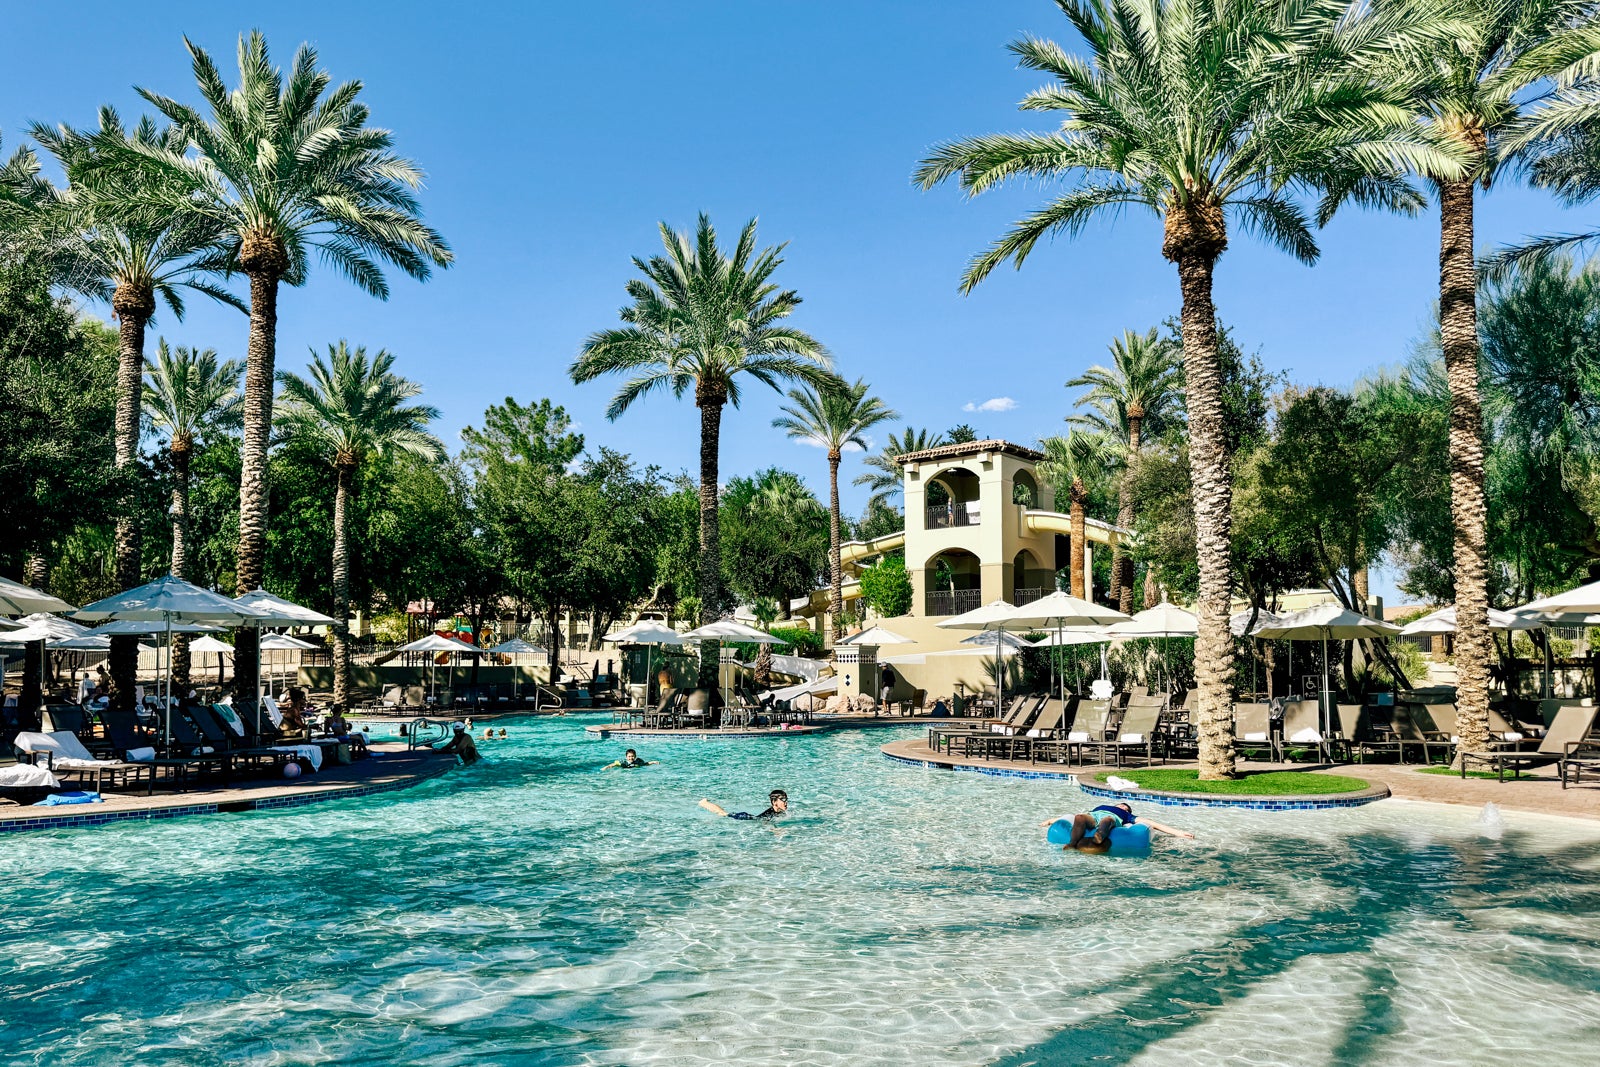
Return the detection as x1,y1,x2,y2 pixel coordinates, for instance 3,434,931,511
4,1,1592,598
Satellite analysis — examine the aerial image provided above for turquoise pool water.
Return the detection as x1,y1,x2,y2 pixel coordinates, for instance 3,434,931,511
6,716,1600,1066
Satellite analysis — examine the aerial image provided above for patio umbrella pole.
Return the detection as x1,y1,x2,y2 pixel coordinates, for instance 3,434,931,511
164,613,174,752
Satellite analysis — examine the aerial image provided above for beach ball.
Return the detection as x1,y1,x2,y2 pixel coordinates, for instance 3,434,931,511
282,762,303,779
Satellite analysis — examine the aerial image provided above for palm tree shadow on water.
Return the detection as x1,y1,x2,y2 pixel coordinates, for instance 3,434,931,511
989,829,1600,1067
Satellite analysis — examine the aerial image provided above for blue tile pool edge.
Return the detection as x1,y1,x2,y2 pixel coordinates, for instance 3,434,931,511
880,750,1391,809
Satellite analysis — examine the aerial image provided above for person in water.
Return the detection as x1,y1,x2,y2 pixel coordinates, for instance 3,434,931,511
605,748,657,769
1043,801,1194,852
700,789,788,821
435,722,481,765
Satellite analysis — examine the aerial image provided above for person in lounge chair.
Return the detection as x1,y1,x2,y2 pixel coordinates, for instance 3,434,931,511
281,688,311,739
700,789,788,821
605,748,657,769
1042,801,1194,852
435,721,480,765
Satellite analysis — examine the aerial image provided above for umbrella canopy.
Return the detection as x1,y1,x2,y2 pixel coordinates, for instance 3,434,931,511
1252,603,1401,640
936,600,1026,632
604,621,685,646
837,625,916,646
1400,605,1543,636
0,616,21,631
1230,609,1283,638
74,576,268,625
49,633,114,651
188,635,236,654
1517,580,1600,617
231,588,337,626
958,630,1033,648
683,619,791,644
485,637,549,655
1000,591,1130,629
0,576,75,615
1108,602,1200,637
259,633,318,651
0,612,90,644
395,633,480,654
1033,629,1113,648
84,619,221,636
773,674,838,700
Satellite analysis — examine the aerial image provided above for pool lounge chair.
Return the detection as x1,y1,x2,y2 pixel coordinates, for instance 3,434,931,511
1279,700,1331,762
1460,704,1600,782
1081,704,1164,768
1232,703,1277,762
11,729,155,793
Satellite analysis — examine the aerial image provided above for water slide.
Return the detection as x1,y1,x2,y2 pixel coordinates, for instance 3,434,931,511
839,531,906,569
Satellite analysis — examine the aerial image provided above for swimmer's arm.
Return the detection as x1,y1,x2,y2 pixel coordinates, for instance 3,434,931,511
1136,818,1195,839
698,799,730,817
1039,817,1069,828
602,761,621,769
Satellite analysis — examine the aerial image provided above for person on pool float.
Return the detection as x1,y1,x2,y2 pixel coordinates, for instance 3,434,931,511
1042,802,1194,852
699,789,787,821
434,721,481,765
605,748,657,770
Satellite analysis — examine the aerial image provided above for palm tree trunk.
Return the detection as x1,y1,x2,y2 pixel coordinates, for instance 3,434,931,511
1114,417,1142,613
1173,243,1237,780
233,270,280,706
1439,178,1492,758
331,462,354,710
695,388,725,687
170,445,192,688
109,289,151,714
1069,488,1087,599
828,450,844,645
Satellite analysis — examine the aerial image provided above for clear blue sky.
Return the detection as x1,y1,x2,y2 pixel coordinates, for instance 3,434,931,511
4,1,1590,593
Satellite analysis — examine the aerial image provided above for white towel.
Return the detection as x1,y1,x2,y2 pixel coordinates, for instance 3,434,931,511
1106,775,1141,791
1288,728,1323,744
1243,731,1268,742
1067,731,1089,743
0,763,59,787
1119,732,1143,744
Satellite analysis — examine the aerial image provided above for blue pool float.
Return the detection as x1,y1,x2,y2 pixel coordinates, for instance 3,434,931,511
1046,817,1151,853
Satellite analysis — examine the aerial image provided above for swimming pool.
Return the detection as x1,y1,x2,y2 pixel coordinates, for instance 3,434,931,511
6,716,1600,1066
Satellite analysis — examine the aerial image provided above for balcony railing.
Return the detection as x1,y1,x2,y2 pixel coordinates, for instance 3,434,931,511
926,588,982,617
924,502,978,530
1012,587,1046,606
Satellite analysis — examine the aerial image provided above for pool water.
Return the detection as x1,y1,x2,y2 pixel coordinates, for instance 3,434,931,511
6,717,1600,1066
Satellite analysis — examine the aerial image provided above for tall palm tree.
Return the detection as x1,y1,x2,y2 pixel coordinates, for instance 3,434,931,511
1067,328,1183,612
854,426,946,509
143,340,243,685
1383,0,1600,758
132,31,452,705
773,378,899,644
571,214,832,664
916,0,1460,779
276,343,442,709
29,110,242,709
1039,431,1116,599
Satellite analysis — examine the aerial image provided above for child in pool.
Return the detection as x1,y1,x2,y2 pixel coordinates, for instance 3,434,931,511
605,749,657,770
1042,802,1193,852
700,790,787,821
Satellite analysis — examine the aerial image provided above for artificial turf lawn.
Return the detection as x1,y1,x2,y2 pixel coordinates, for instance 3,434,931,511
1098,769,1370,795
1419,766,1506,780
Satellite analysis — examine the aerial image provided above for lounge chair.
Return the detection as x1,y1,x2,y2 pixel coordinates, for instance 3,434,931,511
1280,700,1332,762
1082,704,1163,767
1460,704,1600,782
12,729,155,793
1232,703,1277,762
1389,703,1453,764
643,687,681,728
1055,698,1112,765
683,689,712,729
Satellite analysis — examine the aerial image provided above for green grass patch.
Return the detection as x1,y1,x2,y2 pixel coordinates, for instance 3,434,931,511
1418,766,1504,781
1098,769,1370,795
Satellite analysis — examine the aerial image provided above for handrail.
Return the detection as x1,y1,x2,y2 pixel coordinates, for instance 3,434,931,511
406,716,451,750
532,684,564,713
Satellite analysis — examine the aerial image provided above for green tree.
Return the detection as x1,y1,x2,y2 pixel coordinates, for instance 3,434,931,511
945,423,976,444
1067,328,1182,611
143,340,243,685
720,468,829,620
134,31,452,704
1039,430,1116,599
571,215,831,679
461,397,585,473
917,0,1460,777
275,343,443,708
858,554,914,618
1384,0,1600,756
773,377,898,644
855,426,945,508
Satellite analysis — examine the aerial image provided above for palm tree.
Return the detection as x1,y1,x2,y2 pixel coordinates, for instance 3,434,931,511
855,426,945,509
916,0,1460,779
1039,431,1116,599
1067,328,1182,612
571,213,832,660
276,343,442,709
29,109,242,708
143,340,243,685
132,31,452,704
1384,0,1600,758
773,378,899,644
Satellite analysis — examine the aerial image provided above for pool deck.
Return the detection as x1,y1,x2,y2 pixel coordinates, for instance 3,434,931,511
881,738,1600,822
0,742,458,834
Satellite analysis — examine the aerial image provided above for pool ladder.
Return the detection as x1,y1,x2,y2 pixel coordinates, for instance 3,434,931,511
406,717,451,750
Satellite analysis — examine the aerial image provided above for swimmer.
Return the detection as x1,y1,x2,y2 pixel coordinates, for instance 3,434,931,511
498,728,508,739
1041,802,1193,852
699,789,788,821
604,748,657,770
482,728,494,741
434,721,481,765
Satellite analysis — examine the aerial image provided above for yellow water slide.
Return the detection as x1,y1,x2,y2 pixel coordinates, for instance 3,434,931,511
838,531,906,570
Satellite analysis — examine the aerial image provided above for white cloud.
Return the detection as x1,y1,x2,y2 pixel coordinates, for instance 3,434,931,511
963,397,1017,413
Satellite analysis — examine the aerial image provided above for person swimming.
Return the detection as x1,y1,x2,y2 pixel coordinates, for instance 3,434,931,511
1041,801,1193,852
605,748,657,770
699,789,788,821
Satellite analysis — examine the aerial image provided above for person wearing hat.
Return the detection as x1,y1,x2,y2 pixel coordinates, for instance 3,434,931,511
434,721,480,765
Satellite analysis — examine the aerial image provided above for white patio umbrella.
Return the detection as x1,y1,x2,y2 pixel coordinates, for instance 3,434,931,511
1000,591,1130,702
938,600,1029,711
1108,602,1199,696
85,619,221,635
74,577,269,747
683,619,791,708
837,625,916,646
0,614,92,699
484,637,550,701
604,622,685,707
259,633,317,696
1254,603,1401,732
0,576,74,615
395,632,480,703
1517,580,1600,616
232,589,336,714
1231,609,1283,697
187,634,235,686
1400,605,1544,635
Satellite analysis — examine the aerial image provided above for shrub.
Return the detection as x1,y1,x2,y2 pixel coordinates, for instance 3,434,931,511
859,555,913,618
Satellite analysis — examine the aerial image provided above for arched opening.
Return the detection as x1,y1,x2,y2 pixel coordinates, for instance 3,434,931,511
925,466,982,529
925,548,981,616
1012,470,1039,509
1012,549,1049,606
